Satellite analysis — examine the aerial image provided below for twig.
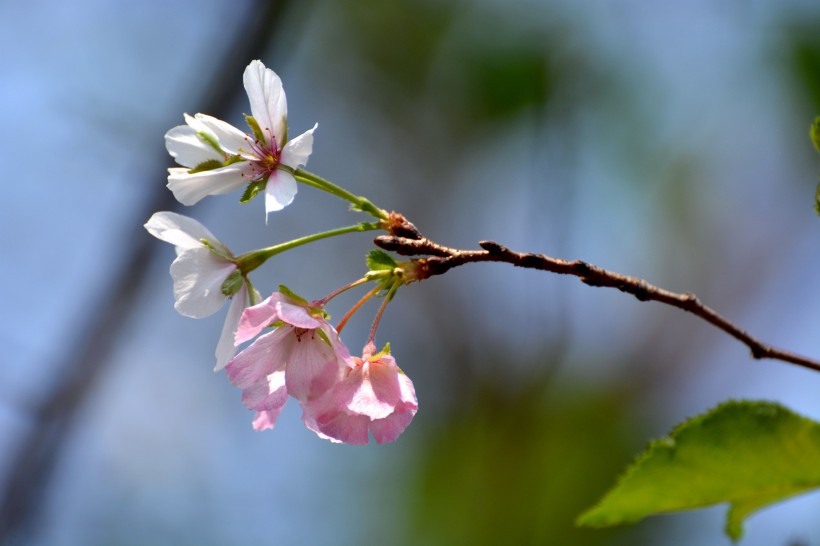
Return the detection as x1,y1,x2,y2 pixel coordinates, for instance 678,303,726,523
374,234,820,373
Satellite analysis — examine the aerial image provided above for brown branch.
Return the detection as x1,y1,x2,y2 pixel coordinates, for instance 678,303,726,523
374,234,820,373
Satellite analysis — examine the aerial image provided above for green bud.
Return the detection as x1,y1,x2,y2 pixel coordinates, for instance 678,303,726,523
221,269,244,296
245,115,267,144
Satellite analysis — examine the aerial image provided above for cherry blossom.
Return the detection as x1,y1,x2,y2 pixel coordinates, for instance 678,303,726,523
225,291,352,431
303,344,418,445
144,211,257,370
165,60,317,219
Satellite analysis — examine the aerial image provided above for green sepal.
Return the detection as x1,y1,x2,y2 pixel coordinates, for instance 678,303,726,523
245,115,267,144
240,179,267,203
188,159,225,174
199,239,233,261
281,115,288,145
197,131,224,155
315,327,333,348
366,249,398,272
224,154,245,166
811,116,820,153
220,269,244,296
278,284,310,307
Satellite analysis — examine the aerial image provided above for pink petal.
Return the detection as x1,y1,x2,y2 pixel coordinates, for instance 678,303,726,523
252,410,281,431
370,406,417,444
285,331,345,402
276,300,322,329
225,328,291,388
234,294,279,344
311,407,370,445
347,357,402,419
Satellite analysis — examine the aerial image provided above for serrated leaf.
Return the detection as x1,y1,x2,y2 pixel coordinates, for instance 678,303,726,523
240,179,267,203
577,400,820,541
366,249,398,272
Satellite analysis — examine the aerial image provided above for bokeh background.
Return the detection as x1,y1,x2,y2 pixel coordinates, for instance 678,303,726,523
3,0,820,544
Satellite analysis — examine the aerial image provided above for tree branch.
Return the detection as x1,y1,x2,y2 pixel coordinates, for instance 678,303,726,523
374,234,820,373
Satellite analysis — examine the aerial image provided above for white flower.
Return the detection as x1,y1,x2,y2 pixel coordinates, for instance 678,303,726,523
144,211,258,370
165,60,317,220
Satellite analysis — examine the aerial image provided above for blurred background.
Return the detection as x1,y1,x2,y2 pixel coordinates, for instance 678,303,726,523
2,0,820,544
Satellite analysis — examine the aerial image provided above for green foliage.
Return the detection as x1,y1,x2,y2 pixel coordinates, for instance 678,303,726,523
366,249,398,272
577,400,820,541
811,116,820,153
240,179,266,203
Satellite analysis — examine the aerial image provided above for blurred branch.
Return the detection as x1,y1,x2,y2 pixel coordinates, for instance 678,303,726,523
0,0,297,542
375,233,820,373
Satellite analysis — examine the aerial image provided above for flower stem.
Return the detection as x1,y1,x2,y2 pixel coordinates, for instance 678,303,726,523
367,279,401,346
336,286,380,334
294,168,389,221
237,222,382,274
314,277,371,308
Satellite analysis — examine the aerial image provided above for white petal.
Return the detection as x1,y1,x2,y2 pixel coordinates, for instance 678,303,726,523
214,283,250,371
280,123,317,169
165,122,223,168
167,163,251,206
264,170,297,220
243,60,287,146
144,211,226,254
170,247,236,318
193,114,255,158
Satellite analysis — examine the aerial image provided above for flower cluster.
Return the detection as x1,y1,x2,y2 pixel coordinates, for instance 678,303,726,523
145,60,417,444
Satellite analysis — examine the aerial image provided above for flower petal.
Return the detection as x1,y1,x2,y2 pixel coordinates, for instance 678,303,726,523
346,359,402,420
167,163,251,206
285,331,345,402
165,118,224,168
264,170,297,218
370,405,416,444
243,60,287,146
144,211,225,254
193,113,255,159
214,283,251,371
226,328,291,388
276,300,322,329
279,123,317,169
169,248,235,318
311,408,370,445
234,293,287,344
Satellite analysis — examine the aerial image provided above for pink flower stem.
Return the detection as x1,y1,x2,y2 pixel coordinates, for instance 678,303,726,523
313,277,370,308
367,280,401,346
336,286,380,334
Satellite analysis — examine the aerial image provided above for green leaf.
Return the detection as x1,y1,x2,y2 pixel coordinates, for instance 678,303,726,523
188,159,224,174
366,249,398,272
811,116,820,153
240,179,267,203
577,400,820,541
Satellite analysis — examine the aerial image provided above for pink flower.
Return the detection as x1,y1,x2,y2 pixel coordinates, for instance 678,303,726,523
225,292,351,431
303,344,418,445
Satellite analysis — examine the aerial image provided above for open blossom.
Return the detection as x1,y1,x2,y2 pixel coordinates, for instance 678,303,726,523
165,60,317,219
303,344,418,445
144,211,257,370
225,292,352,431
